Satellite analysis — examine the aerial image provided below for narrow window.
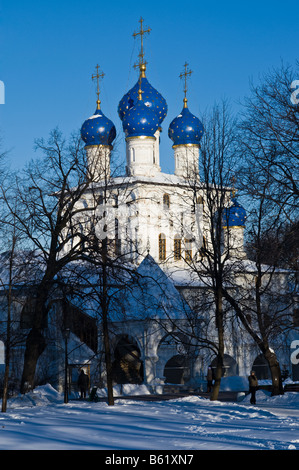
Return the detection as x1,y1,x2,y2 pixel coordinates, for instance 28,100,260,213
163,193,170,209
185,238,192,261
159,233,166,261
174,236,181,261
199,235,207,257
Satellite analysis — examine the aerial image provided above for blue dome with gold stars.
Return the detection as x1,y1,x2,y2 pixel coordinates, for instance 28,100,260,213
122,96,160,138
81,108,116,147
168,103,204,147
118,74,167,126
223,198,247,227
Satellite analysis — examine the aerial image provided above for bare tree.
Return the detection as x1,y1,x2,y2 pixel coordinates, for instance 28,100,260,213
222,157,296,395
168,98,295,398
229,64,299,394
163,101,242,400
239,62,299,219
193,102,242,400
52,149,146,405
1,129,98,393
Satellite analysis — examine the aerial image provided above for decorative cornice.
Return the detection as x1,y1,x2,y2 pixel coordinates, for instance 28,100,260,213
126,135,156,142
85,144,113,150
172,143,200,149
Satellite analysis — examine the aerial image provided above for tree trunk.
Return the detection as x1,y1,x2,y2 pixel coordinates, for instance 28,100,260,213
101,236,114,406
20,328,46,394
211,354,223,401
102,315,114,406
211,285,225,401
264,348,284,396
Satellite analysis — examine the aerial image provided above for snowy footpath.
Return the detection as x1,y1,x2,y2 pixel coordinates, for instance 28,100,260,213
0,384,298,451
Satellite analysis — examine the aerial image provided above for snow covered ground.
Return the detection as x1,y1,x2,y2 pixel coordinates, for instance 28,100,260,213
0,384,298,451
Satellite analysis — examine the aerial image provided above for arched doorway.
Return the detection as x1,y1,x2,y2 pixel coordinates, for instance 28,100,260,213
211,354,238,377
252,354,271,380
164,355,190,384
157,333,191,385
112,335,143,384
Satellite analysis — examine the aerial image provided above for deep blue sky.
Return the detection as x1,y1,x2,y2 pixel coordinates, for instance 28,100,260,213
0,0,297,173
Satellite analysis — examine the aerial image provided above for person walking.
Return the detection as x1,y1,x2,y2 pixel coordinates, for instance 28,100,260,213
248,370,258,404
78,369,89,399
207,365,213,393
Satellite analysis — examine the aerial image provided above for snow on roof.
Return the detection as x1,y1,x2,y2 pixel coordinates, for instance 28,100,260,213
108,254,192,322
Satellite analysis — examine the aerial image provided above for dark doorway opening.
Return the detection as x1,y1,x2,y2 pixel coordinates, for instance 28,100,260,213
164,355,189,384
112,335,143,384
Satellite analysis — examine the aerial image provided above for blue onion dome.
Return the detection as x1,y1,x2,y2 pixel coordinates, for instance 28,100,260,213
122,87,160,138
118,65,167,126
81,105,116,147
168,99,204,147
223,197,247,227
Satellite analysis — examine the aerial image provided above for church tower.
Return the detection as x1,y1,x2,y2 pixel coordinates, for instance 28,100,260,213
81,65,116,181
168,63,204,179
117,18,167,177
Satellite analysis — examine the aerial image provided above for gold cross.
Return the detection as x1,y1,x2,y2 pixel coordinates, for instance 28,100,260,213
179,62,193,107
92,64,105,109
133,17,151,72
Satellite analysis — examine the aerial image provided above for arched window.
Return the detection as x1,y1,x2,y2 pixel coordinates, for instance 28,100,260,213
184,238,192,261
159,233,166,261
174,235,181,261
195,195,204,215
199,235,207,257
163,193,170,209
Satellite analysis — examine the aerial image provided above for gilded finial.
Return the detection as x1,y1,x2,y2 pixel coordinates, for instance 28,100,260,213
133,17,151,77
179,62,193,108
92,64,105,110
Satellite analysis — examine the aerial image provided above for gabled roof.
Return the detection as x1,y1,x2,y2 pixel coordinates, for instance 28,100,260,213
110,254,192,321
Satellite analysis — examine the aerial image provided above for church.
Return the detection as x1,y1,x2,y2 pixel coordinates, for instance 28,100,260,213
0,19,297,396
